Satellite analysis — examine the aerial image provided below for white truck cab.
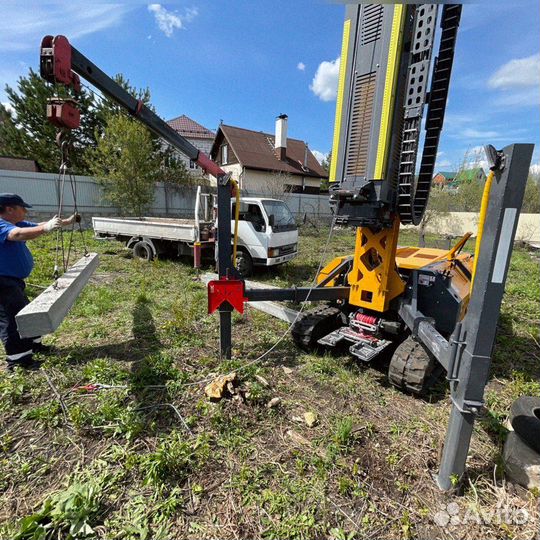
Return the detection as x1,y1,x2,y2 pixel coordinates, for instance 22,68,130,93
232,197,298,275
93,190,298,277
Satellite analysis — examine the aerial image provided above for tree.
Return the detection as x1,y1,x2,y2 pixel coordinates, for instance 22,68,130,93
89,113,160,216
522,175,540,213
0,69,102,173
320,151,332,191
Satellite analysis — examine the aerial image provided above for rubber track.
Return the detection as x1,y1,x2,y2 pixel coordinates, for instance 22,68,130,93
291,306,343,351
387,336,438,395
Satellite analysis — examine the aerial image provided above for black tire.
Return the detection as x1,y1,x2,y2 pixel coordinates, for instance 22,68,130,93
388,336,442,395
291,306,344,352
235,250,253,277
133,240,154,261
510,396,540,454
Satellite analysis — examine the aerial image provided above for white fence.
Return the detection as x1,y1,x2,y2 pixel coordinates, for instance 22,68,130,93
3,169,539,241
0,169,333,222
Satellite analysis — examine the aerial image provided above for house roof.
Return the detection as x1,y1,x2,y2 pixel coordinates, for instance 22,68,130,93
434,171,457,180
211,124,327,179
167,115,214,139
0,156,41,172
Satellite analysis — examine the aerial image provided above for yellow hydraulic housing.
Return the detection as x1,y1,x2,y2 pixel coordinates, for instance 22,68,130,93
347,217,405,312
317,220,405,314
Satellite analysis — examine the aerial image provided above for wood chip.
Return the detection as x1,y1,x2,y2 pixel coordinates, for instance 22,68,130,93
254,374,270,387
266,397,282,409
204,373,237,400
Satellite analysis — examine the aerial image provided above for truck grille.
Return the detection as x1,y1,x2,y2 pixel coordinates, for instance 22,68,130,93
280,243,297,255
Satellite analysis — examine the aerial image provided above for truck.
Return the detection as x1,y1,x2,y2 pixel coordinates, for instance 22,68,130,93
92,187,298,276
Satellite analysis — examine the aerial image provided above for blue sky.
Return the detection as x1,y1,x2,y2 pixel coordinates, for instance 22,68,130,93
1,1,539,172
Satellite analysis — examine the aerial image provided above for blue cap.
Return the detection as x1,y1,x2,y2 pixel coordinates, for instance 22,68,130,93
0,193,32,208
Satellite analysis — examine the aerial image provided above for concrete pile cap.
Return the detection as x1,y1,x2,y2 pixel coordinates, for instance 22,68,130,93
16,253,99,338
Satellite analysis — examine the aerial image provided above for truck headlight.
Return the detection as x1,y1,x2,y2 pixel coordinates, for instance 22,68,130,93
268,247,280,257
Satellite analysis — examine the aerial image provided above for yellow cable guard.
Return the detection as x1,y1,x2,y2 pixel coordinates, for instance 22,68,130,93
329,18,351,183
471,170,495,288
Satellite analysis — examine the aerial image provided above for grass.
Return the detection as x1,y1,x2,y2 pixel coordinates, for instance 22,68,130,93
0,225,538,539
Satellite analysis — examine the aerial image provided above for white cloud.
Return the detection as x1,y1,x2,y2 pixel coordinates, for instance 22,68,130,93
312,150,326,164
1,102,15,116
0,4,131,52
491,87,539,108
148,4,198,37
530,163,540,175
462,128,501,139
436,159,451,169
297,62,306,72
310,57,340,102
488,53,540,89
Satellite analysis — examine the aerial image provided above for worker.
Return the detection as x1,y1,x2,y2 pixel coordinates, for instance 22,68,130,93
0,193,78,370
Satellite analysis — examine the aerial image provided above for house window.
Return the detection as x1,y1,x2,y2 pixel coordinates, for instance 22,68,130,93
222,144,229,165
189,159,197,169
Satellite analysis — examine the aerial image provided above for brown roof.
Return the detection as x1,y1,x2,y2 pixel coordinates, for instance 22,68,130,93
212,124,327,179
167,115,214,139
0,156,41,172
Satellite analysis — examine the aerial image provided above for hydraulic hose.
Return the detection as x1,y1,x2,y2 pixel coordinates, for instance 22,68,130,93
471,170,495,289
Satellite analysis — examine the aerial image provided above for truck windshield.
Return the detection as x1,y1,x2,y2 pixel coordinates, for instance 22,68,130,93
262,201,296,232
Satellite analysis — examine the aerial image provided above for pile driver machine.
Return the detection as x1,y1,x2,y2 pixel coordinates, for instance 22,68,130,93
40,2,533,490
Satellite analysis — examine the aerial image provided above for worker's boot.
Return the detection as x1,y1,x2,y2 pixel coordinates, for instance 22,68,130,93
6,355,42,371
33,342,54,355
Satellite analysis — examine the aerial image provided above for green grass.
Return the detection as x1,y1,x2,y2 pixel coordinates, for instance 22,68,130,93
0,226,538,539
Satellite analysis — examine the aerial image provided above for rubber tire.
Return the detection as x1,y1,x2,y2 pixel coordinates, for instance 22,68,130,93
235,251,253,277
510,396,540,454
291,306,344,352
133,240,154,261
388,336,442,395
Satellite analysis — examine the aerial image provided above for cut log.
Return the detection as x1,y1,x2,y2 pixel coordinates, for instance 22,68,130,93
16,253,99,338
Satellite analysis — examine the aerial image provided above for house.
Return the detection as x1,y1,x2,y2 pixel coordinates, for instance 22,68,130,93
432,171,456,187
167,115,215,176
433,167,486,188
0,156,41,172
209,115,327,195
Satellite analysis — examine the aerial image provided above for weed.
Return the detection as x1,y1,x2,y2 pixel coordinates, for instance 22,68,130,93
137,432,210,487
13,477,106,539
0,371,27,411
23,402,62,428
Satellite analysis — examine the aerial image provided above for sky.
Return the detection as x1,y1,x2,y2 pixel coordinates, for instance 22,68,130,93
0,0,539,173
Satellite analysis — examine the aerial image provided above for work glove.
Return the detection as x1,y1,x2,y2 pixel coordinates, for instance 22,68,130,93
44,215,62,232
63,213,81,226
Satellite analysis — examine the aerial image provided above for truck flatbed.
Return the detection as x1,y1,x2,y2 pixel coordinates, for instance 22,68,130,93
92,216,213,243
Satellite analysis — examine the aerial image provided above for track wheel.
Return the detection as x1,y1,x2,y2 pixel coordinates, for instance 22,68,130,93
291,306,344,352
388,336,442,395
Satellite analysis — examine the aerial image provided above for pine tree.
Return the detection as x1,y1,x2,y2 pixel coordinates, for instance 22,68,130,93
0,69,103,173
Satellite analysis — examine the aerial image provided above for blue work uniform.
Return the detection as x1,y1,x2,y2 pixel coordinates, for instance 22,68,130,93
0,219,40,367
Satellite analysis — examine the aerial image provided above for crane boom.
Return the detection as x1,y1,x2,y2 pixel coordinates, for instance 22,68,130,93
39,35,225,179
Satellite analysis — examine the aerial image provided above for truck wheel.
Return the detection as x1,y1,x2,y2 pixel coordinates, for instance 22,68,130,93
235,251,253,277
133,240,154,261
510,396,540,454
388,336,442,395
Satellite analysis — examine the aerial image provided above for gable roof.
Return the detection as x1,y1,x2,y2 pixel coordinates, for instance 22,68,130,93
167,115,215,139
211,124,327,179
